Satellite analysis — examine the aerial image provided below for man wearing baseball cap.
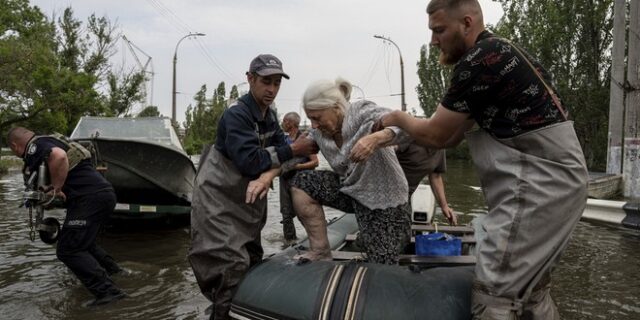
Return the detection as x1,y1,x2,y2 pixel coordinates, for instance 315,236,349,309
189,54,317,319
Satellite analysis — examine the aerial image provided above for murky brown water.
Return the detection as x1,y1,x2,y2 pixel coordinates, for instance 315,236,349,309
1,159,639,319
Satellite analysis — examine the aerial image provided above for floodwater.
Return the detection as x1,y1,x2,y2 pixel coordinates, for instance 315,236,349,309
1,159,639,319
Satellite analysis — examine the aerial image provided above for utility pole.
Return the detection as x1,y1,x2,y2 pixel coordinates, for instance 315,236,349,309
172,32,205,126
624,0,640,199
607,0,626,175
374,35,406,111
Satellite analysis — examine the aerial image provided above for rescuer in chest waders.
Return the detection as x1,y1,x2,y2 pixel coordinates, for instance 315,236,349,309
188,54,318,320
8,126,125,306
368,0,588,318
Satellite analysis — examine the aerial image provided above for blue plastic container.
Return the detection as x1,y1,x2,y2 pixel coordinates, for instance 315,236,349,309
415,232,462,256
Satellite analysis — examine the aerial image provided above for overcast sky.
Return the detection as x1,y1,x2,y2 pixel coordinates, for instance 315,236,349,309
32,0,503,125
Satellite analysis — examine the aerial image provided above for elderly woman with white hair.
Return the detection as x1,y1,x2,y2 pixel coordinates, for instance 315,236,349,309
289,78,411,264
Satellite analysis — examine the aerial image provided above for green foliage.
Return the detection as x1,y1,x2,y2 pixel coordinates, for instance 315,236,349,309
182,82,228,155
229,85,239,101
137,106,161,118
416,44,452,117
0,1,145,141
105,71,147,116
0,0,58,135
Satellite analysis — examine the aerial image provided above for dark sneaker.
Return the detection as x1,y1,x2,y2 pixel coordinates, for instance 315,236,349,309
87,291,127,307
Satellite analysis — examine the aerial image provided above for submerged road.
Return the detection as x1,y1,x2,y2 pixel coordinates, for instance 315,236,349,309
0,159,639,319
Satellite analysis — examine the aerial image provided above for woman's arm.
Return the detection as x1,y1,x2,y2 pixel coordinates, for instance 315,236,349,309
348,128,397,162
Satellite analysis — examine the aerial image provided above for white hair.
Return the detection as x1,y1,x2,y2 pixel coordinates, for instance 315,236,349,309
302,77,352,111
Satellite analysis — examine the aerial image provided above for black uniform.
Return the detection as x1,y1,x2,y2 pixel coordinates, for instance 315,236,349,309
23,136,123,300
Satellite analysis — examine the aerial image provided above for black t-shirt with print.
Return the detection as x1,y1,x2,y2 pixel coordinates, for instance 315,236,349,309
23,136,113,200
441,31,566,138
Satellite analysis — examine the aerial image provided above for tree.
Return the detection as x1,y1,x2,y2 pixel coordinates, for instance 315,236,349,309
183,84,211,154
104,71,146,116
416,44,452,117
0,2,146,146
182,82,229,155
137,106,161,118
229,85,239,101
0,0,59,136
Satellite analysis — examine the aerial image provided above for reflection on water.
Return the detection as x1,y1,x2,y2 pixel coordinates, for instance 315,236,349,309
1,159,639,319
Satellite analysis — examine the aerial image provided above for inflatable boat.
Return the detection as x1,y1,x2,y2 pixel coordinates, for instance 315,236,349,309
230,212,477,320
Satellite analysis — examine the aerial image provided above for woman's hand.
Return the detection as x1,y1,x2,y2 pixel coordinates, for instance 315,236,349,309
349,134,380,163
350,127,396,163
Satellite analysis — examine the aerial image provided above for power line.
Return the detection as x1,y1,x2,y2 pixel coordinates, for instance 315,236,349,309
193,39,241,83
145,0,239,83
146,0,190,33
383,42,395,93
360,42,386,88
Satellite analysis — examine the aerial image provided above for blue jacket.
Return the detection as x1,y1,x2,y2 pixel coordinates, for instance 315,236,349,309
214,93,292,178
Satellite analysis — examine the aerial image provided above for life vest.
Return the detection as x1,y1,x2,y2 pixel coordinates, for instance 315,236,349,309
26,133,92,171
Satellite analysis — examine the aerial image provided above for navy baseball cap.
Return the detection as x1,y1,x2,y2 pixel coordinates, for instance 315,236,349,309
248,54,290,79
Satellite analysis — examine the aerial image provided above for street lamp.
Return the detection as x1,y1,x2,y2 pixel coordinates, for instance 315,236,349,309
172,32,205,125
374,34,406,111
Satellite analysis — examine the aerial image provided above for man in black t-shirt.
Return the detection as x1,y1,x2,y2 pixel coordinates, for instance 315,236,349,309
370,1,587,319
8,126,125,306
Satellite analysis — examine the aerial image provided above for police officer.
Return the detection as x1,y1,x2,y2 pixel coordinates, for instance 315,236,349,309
7,126,125,306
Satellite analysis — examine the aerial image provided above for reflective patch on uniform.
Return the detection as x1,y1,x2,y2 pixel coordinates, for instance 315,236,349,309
27,144,37,155
66,219,87,226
